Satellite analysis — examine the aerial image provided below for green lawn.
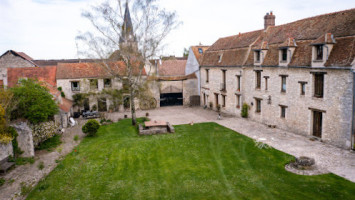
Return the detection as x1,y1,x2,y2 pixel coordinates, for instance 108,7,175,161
27,119,355,200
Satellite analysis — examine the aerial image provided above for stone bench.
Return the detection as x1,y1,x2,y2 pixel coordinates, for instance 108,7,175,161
0,156,15,174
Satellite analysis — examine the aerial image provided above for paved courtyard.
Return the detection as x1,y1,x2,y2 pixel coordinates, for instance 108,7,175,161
108,106,355,182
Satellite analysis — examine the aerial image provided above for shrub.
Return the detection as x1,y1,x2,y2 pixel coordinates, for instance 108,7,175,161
217,104,221,112
35,134,62,151
38,161,45,170
73,135,79,141
10,79,58,124
92,104,97,111
57,87,62,91
31,121,58,147
209,102,213,108
0,178,5,186
60,91,65,98
241,103,249,118
82,119,100,137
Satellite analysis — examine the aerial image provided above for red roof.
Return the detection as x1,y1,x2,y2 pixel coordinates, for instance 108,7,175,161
191,46,210,65
7,66,57,88
203,8,355,67
158,59,187,76
59,98,73,113
56,61,146,79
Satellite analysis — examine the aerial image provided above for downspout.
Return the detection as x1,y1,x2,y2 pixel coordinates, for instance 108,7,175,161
352,71,355,150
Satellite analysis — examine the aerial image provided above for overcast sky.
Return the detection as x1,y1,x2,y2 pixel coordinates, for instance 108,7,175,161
0,0,354,59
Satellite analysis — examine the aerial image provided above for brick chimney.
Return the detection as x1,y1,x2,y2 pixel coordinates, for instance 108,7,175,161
264,11,275,30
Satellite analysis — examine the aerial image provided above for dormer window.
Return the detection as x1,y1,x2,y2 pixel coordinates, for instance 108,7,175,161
315,45,323,60
281,48,287,62
198,48,203,54
218,54,223,63
255,50,261,62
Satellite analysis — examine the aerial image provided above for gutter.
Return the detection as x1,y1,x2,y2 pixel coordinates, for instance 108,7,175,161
352,70,355,150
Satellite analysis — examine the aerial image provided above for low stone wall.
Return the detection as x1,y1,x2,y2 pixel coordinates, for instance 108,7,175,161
0,143,13,162
11,121,35,158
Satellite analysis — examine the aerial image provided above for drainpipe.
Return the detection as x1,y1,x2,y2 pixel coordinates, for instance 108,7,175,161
352,71,355,150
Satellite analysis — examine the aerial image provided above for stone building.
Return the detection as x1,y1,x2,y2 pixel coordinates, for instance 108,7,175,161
153,58,199,106
201,9,355,149
185,46,210,94
0,50,37,88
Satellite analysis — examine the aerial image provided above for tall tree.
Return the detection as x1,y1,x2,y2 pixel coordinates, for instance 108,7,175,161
76,0,179,125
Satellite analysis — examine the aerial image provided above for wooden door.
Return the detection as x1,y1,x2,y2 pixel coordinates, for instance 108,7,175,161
313,111,322,138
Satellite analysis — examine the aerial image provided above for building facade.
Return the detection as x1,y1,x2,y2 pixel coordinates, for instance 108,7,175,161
201,9,355,149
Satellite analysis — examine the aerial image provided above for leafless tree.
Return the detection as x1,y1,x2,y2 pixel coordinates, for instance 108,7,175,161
76,0,180,125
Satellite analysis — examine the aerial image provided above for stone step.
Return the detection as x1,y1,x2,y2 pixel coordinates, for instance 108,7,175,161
0,161,15,173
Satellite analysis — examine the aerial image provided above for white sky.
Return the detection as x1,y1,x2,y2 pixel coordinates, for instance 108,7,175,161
0,0,354,59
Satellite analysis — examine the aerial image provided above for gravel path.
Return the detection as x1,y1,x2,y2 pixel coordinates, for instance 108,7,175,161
108,106,355,182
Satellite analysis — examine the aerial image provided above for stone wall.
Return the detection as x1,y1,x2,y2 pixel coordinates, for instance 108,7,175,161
0,52,35,87
186,48,201,93
11,121,35,157
183,79,199,105
0,143,13,162
201,65,353,149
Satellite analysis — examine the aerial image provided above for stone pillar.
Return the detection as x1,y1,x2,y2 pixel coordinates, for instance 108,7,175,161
11,121,35,157
0,143,13,161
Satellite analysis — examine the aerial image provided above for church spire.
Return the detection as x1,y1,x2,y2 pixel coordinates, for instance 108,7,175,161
120,1,136,46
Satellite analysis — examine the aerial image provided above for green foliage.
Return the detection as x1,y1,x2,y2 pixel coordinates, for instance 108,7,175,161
36,134,62,151
241,103,249,118
73,135,79,142
20,182,33,196
72,93,88,108
9,156,35,165
0,104,13,144
0,178,5,186
82,119,100,137
183,47,189,57
10,79,58,124
57,87,62,91
91,104,97,111
8,127,23,156
38,161,45,170
60,91,65,98
26,121,355,200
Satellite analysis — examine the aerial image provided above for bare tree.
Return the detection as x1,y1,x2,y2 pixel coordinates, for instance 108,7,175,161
76,0,180,125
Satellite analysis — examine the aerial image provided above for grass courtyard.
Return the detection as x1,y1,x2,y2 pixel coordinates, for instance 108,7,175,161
27,119,355,200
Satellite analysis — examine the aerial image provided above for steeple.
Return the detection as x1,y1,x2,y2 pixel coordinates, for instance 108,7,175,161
119,1,137,50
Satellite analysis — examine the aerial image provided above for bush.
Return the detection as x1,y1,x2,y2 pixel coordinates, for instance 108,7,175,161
209,102,213,108
241,103,249,118
92,104,97,111
10,79,58,124
35,134,62,151
60,91,65,98
82,119,100,137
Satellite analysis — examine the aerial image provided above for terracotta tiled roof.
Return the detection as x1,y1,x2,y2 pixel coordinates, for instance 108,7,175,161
59,98,73,113
191,46,210,65
56,61,146,79
158,59,187,76
16,52,33,61
311,33,336,45
33,59,98,67
7,66,57,88
279,38,297,48
325,36,355,67
203,8,355,67
150,72,197,81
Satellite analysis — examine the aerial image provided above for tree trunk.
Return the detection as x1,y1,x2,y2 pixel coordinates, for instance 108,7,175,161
130,88,137,126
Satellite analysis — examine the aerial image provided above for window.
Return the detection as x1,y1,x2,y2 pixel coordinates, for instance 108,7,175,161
236,75,241,91
104,79,112,88
71,81,80,91
281,48,287,62
215,93,219,107
255,71,261,89
222,95,226,107
264,76,269,90
90,79,98,90
218,54,223,63
206,69,209,83
315,45,323,60
280,75,287,93
299,81,307,95
221,70,226,91
314,74,324,98
255,50,261,62
255,98,261,113
280,105,287,118
198,48,203,54
236,94,241,108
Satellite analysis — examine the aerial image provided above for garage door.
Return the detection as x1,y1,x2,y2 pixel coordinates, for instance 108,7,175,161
160,93,183,107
